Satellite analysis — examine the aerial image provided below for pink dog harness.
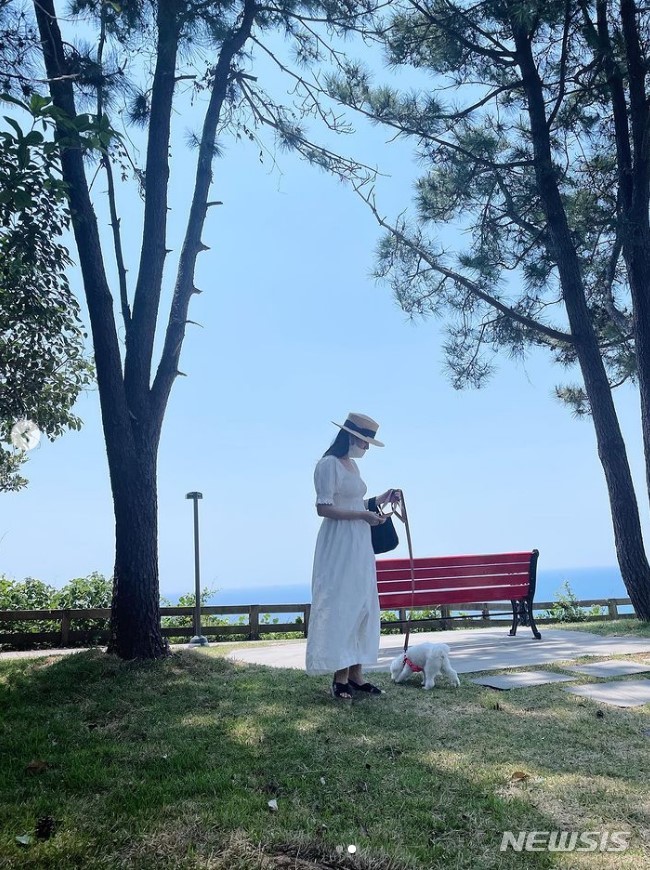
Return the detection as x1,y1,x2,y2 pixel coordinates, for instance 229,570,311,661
404,654,423,673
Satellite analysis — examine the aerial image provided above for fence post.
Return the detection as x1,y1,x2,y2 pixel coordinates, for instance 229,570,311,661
607,599,619,619
440,605,451,630
61,610,71,647
303,604,310,637
399,608,407,630
481,604,490,622
249,605,260,641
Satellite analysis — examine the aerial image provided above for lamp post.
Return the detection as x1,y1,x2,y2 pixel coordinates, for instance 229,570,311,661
186,491,208,646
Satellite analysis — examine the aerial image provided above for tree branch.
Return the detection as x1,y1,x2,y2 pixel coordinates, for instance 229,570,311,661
409,0,516,63
355,183,573,346
547,0,572,129
126,0,181,415
96,2,130,331
333,80,531,171
103,155,131,330
620,0,649,160
151,0,258,417
31,0,132,453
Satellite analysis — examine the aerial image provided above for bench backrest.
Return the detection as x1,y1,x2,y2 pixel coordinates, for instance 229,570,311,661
376,551,538,610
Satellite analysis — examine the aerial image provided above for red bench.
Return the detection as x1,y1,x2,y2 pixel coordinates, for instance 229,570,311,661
376,550,541,639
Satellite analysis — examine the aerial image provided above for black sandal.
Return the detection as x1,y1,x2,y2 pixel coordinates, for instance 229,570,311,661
348,679,384,695
330,681,353,701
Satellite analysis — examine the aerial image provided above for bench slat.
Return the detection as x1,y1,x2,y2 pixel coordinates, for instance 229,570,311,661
380,584,531,609
378,575,530,598
376,563,531,584
376,552,534,571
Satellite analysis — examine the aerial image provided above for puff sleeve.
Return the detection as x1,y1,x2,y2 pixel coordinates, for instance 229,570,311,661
314,455,337,506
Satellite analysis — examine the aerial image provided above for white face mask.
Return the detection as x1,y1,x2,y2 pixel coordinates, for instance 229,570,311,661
347,441,366,459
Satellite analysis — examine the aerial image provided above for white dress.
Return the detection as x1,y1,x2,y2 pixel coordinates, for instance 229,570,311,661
305,454,380,675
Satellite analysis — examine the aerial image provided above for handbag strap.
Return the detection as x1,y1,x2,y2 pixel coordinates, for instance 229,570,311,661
391,492,416,653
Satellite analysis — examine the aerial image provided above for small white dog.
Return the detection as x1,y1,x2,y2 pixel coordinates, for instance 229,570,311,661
389,642,460,690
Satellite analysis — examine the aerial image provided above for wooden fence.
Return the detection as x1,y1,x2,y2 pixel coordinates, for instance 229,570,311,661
0,603,311,647
0,597,634,649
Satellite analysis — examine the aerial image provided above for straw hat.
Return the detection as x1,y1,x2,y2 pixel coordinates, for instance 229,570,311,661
332,412,384,447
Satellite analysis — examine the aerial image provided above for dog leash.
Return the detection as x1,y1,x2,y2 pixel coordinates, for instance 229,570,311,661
390,490,416,653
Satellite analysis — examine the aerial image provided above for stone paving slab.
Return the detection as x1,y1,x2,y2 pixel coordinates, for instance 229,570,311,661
561,659,650,678
227,627,650,675
563,679,650,707
470,671,576,690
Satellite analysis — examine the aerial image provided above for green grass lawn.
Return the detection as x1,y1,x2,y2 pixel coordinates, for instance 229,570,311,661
554,619,650,637
1,635,649,868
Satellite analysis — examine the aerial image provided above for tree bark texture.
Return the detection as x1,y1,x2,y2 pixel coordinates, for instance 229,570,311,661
512,13,650,619
108,443,168,659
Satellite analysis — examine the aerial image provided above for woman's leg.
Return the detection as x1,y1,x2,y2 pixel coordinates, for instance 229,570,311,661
348,663,363,684
334,666,350,684
332,667,352,699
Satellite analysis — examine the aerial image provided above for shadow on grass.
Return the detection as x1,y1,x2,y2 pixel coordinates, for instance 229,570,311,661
0,649,640,869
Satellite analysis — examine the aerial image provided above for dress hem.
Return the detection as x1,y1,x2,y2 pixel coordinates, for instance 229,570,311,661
306,659,379,676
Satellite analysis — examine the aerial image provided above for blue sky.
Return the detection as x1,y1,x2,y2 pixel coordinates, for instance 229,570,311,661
1,26,648,598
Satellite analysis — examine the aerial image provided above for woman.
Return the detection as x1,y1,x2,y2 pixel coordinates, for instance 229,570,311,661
306,412,400,700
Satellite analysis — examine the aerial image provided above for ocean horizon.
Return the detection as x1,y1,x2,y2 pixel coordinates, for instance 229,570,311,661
162,565,629,608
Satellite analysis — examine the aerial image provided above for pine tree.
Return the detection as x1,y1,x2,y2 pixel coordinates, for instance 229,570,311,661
14,0,376,657
329,0,650,618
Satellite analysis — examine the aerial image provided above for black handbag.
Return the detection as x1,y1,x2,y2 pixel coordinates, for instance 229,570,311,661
367,496,399,554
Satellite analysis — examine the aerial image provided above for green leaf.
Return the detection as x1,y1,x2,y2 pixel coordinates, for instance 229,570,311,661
12,190,34,209
2,117,24,140
0,93,29,112
29,94,52,114
24,131,45,146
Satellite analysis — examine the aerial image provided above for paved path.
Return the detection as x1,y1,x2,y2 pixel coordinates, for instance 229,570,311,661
3,629,650,675
228,627,650,674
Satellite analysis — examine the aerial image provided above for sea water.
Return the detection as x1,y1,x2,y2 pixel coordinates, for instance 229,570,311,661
164,565,632,617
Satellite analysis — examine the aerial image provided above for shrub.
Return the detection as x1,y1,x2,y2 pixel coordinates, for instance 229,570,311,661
53,573,113,642
0,573,113,649
160,586,239,642
0,575,56,610
545,581,592,622
259,611,305,640
53,572,112,610
0,576,59,643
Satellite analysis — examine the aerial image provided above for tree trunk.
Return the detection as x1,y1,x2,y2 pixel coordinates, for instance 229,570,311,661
617,0,650,521
513,17,650,619
33,0,171,656
624,230,650,519
107,443,168,659
577,334,650,619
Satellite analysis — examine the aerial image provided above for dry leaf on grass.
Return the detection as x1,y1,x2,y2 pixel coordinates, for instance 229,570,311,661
25,760,50,775
510,770,529,783
267,799,278,812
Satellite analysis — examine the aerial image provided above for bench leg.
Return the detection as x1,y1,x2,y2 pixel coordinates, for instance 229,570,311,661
527,596,542,639
509,599,522,636
509,600,542,639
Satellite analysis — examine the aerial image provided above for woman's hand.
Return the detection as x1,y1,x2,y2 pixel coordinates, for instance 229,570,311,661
363,511,387,526
377,489,402,509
